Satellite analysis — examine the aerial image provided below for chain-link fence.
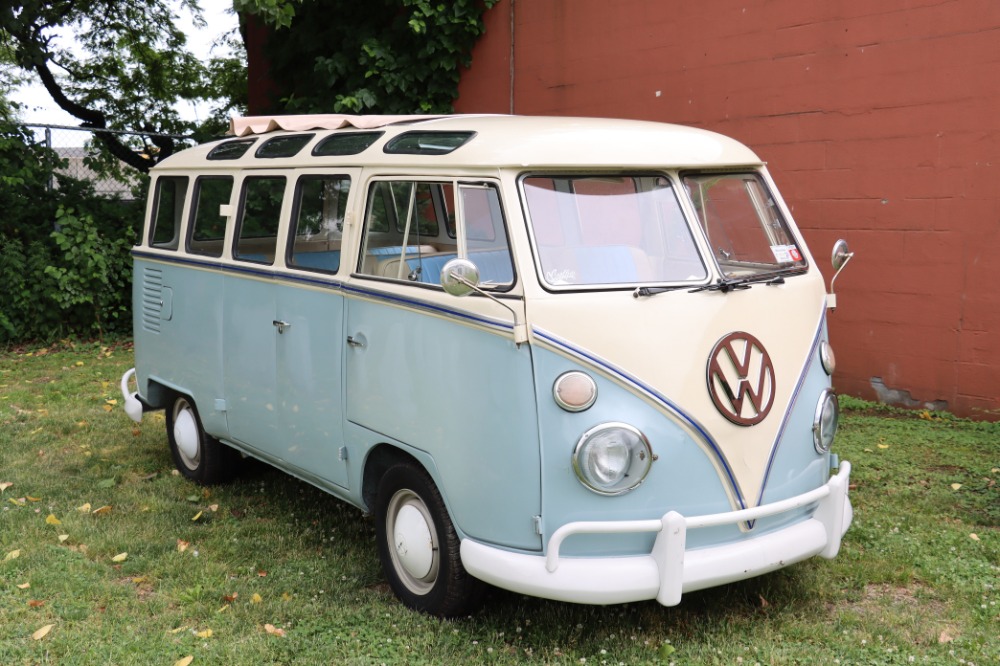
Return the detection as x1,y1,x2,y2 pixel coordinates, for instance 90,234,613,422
23,124,190,199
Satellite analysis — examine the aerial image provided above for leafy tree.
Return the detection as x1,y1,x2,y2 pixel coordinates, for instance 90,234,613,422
0,119,140,341
1,0,247,173
235,0,498,114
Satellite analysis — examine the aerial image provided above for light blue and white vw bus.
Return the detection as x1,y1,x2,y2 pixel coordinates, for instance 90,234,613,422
122,114,854,616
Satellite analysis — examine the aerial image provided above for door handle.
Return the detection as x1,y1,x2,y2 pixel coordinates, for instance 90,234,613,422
273,320,291,334
346,335,365,348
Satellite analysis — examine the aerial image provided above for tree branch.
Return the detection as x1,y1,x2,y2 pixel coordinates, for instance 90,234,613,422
32,57,154,173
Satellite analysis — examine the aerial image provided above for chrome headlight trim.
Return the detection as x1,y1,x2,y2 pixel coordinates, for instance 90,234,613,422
553,371,598,412
820,341,836,375
572,422,653,496
813,389,839,454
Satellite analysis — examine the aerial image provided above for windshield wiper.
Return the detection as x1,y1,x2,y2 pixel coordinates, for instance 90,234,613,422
633,284,693,298
634,269,799,298
689,271,789,293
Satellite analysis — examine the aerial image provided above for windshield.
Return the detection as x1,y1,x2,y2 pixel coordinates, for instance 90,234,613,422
682,173,806,278
522,175,707,288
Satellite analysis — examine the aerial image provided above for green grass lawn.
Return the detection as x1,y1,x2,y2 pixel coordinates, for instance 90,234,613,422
1,342,997,665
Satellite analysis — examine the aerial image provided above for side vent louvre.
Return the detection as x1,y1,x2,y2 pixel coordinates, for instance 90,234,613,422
141,267,163,333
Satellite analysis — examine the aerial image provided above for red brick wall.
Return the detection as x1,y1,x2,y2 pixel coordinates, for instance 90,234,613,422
456,0,1000,418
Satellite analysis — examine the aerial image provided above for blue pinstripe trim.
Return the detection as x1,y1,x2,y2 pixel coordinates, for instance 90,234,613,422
342,283,514,332
133,250,345,290
531,326,747,511
131,251,512,330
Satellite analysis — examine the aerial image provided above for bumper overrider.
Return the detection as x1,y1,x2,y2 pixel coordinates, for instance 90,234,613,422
461,462,852,606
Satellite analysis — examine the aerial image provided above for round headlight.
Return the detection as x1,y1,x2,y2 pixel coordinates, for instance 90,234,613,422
813,390,839,453
553,371,598,412
820,341,836,375
573,423,653,495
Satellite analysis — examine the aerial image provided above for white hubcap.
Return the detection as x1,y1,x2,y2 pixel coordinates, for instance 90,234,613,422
393,502,434,579
173,406,200,465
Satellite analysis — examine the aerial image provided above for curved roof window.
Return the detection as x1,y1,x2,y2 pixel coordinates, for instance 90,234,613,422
255,134,315,159
384,131,476,155
206,139,256,160
312,131,385,156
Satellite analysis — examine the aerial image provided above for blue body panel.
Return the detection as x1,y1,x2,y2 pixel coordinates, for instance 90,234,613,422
343,286,541,550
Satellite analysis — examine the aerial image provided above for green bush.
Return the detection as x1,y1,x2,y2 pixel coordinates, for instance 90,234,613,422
0,121,145,344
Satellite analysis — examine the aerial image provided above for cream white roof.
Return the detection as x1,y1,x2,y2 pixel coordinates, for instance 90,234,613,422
158,114,763,170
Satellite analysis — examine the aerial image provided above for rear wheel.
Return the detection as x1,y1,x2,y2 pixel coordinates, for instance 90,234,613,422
374,463,484,617
166,396,238,485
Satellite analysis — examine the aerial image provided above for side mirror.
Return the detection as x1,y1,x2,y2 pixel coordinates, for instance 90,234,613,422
440,257,528,345
441,258,481,297
827,239,854,311
831,239,853,271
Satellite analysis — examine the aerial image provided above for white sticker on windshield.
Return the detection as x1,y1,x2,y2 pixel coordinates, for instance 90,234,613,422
771,244,793,263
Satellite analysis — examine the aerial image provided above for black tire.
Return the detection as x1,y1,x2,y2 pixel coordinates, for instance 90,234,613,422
374,463,484,617
165,395,238,485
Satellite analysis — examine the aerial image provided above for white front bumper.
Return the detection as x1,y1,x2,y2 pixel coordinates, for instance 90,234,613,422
461,461,852,606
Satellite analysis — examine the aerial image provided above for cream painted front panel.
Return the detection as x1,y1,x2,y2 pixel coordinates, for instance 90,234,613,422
526,272,827,511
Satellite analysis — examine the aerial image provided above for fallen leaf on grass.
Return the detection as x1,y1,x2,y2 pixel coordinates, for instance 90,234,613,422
111,552,128,563
58,535,69,543
951,483,962,491
217,605,229,613
92,505,112,516
77,503,92,513
877,443,890,449
173,657,194,666
0,482,12,492
257,570,267,578
969,533,980,542
177,539,190,553
9,497,25,506
27,495,41,502
281,592,292,601
17,583,30,590
97,478,116,489
222,592,238,603
251,593,262,604
167,626,189,635
264,624,286,637
32,624,54,640
208,504,219,512
191,511,203,522
5,549,20,561
194,629,213,639
28,600,45,608
45,514,61,525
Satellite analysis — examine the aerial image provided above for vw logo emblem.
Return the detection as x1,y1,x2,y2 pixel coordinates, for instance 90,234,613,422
707,332,775,426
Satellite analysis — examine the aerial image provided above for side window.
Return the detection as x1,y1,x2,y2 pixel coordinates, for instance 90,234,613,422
187,176,233,257
234,176,285,264
149,176,188,250
357,180,513,290
287,175,351,274
459,184,514,288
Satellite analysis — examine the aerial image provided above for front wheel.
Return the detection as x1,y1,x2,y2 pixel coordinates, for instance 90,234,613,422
165,396,238,485
374,463,484,617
